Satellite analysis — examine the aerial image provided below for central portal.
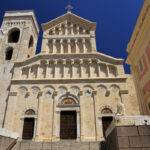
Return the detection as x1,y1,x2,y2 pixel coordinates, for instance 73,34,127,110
60,111,77,139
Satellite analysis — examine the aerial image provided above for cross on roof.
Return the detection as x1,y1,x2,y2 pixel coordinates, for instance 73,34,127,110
65,4,73,12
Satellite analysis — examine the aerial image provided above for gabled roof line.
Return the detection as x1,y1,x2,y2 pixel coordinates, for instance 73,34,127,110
41,12,96,31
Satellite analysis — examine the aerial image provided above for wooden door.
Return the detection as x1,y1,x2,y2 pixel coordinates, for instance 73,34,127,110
60,111,77,139
22,118,34,139
102,117,113,138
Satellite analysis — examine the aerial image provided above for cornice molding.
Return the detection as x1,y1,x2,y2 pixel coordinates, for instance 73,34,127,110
11,77,127,84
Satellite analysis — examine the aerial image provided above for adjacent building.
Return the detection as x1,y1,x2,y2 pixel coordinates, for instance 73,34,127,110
126,0,150,115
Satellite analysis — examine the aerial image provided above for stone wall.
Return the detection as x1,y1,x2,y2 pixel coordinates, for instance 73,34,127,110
106,125,150,150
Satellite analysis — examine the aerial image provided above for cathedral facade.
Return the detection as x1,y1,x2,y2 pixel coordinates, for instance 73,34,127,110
0,10,140,142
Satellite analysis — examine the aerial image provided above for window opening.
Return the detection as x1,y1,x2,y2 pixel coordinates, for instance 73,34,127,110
8,29,20,43
5,48,13,60
28,36,34,49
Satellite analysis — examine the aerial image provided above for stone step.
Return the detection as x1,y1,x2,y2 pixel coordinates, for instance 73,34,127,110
12,140,107,150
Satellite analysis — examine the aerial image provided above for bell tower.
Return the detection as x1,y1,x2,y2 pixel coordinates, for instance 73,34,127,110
0,10,39,127
0,10,39,63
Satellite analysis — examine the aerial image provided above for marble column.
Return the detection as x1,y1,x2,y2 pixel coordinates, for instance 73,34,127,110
70,23,73,35
75,39,80,53
56,111,60,138
53,39,57,54
68,39,71,53
97,62,101,77
82,39,87,53
106,65,109,77
60,39,63,54
28,67,31,79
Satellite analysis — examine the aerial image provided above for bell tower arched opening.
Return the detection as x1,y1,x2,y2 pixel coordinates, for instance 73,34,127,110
5,47,13,60
8,28,20,43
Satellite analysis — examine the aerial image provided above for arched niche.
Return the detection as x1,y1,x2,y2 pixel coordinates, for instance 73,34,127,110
5,47,13,60
57,94,79,106
61,98,76,105
22,107,37,116
8,28,20,43
99,105,115,118
25,109,35,115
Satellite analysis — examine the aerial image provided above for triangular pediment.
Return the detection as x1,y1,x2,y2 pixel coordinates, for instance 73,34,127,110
41,12,96,31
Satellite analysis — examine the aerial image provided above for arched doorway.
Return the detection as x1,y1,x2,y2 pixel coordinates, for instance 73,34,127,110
57,95,80,140
22,109,35,139
100,107,114,138
60,111,77,139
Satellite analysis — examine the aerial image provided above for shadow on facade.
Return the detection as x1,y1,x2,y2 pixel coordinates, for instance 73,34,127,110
99,141,107,150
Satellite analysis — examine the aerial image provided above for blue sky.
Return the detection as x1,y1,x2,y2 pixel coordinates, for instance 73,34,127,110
0,0,144,73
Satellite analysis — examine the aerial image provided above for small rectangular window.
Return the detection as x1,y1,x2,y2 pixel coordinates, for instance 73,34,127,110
139,59,144,72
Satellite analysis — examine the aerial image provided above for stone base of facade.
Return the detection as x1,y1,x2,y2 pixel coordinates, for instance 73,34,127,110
106,116,150,150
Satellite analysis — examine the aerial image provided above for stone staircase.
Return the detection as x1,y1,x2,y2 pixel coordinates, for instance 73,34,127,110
12,140,107,150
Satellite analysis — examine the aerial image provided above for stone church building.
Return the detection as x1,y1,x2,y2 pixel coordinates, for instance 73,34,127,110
0,10,141,143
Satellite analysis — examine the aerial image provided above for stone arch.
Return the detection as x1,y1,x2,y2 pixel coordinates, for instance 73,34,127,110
70,86,80,95
110,84,120,89
83,85,94,90
22,107,37,116
110,84,120,93
97,85,107,94
97,84,107,90
5,47,13,60
8,28,20,43
57,94,79,106
99,105,115,117
43,85,55,91
58,86,68,95
31,86,40,95
43,86,55,97
18,86,28,94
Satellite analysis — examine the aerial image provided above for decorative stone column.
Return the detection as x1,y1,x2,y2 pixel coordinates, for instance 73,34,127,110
70,23,73,35
56,111,60,138
28,67,31,79
106,65,109,77
35,91,43,141
75,39,80,53
53,39,57,54
97,61,101,77
68,39,71,53
90,30,97,52
82,39,86,53
77,26,80,35
77,111,81,140
60,39,63,54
